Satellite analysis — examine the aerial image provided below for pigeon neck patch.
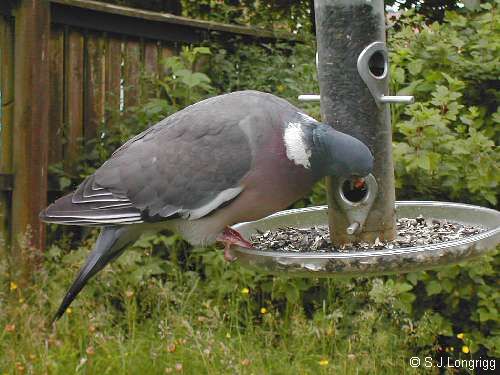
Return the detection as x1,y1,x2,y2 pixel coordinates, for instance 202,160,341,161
283,122,312,169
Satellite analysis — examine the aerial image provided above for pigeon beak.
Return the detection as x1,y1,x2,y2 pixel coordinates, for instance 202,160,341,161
353,177,366,190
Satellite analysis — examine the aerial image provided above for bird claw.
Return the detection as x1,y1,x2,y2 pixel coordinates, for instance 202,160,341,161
217,227,254,262
224,247,237,262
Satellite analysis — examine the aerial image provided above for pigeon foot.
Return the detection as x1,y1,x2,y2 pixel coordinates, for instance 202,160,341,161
217,227,254,262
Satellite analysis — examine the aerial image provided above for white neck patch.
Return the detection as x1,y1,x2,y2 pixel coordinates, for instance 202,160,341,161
283,122,311,169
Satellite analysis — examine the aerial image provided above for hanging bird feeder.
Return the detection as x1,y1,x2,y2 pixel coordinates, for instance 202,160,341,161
231,0,500,276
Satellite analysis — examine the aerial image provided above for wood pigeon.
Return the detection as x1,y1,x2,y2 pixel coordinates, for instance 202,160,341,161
40,90,373,320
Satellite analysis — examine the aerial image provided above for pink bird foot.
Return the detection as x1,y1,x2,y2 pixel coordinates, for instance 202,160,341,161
216,227,254,262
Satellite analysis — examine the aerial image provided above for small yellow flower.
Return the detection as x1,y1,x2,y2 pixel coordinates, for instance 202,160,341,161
450,347,454,352
226,332,231,338
241,287,250,295
457,333,464,340
10,281,17,291
260,307,268,314
319,359,329,366
66,307,72,315
462,346,470,354
19,298,25,304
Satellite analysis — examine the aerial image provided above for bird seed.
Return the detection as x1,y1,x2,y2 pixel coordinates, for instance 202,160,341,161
250,216,485,253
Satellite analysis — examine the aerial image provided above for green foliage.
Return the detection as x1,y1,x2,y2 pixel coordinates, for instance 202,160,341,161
389,7,499,206
1,236,423,374
209,37,320,116
180,0,313,33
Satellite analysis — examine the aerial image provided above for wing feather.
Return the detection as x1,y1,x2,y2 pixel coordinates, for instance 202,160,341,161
41,92,293,226
93,94,254,221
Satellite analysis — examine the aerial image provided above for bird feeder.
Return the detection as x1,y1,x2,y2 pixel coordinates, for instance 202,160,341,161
231,0,500,276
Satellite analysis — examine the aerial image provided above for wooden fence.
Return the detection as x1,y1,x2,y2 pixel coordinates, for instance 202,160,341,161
0,0,295,251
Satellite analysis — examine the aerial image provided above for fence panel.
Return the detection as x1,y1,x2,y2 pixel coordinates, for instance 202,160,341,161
0,15,14,244
64,29,84,172
105,36,122,125
143,40,159,100
124,38,141,109
48,26,65,167
160,42,176,79
84,32,105,142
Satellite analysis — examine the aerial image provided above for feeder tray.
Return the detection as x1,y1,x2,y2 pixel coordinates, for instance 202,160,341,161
231,201,500,277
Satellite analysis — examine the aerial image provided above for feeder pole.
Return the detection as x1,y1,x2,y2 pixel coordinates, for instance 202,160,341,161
314,0,397,245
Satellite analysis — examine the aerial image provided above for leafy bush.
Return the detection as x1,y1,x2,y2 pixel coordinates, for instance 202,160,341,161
389,7,499,207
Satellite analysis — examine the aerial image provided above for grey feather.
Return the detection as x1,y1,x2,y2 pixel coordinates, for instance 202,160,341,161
93,94,260,220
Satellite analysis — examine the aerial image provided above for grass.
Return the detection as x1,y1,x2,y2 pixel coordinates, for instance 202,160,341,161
0,232,449,374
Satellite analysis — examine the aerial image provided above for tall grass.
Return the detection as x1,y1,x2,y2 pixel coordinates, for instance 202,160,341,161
1,232,425,374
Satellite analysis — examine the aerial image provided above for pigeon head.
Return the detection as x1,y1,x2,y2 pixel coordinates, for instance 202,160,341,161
310,124,374,179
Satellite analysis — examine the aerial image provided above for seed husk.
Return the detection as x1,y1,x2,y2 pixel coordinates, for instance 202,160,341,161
251,216,485,253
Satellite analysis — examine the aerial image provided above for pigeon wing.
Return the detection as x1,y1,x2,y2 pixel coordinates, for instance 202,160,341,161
93,104,253,221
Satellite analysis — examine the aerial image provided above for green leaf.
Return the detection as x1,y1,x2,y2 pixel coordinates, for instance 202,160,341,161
59,177,71,190
395,282,414,294
392,67,406,84
408,60,423,75
193,47,211,55
426,280,442,296
416,153,431,170
181,72,211,88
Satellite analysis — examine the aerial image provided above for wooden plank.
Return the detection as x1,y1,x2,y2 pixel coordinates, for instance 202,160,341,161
143,40,159,100
84,32,105,141
50,0,298,41
0,17,14,174
0,16,14,245
11,0,51,252
51,1,202,44
123,38,141,109
48,26,64,165
64,29,84,171
104,36,122,123
159,43,176,80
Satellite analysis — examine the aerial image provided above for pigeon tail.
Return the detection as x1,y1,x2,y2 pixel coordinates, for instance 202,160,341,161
52,225,140,322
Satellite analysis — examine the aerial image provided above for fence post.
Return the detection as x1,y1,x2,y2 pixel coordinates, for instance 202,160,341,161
11,0,50,252
0,14,14,247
